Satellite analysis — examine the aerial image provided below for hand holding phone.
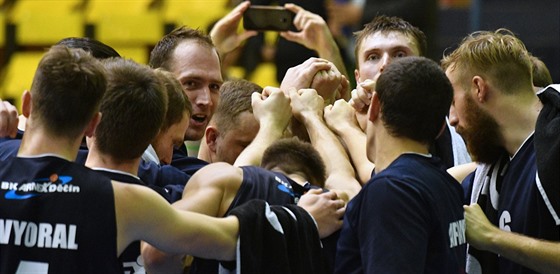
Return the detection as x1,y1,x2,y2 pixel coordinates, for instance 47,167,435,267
243,5,296,31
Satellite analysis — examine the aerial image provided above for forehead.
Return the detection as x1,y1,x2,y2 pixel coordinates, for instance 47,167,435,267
170,40,222,81
359,31,420,56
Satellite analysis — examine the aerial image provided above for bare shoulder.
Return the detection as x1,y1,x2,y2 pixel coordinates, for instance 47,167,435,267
188,162,244,187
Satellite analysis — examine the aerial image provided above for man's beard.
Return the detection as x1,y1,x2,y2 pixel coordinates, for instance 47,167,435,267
456,96,507,164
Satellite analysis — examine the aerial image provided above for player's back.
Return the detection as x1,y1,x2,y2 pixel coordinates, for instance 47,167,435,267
0,156,122,274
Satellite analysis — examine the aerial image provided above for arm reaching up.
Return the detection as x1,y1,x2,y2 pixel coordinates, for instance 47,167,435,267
234,87,292,167
289,88,361,201
324,99,374,185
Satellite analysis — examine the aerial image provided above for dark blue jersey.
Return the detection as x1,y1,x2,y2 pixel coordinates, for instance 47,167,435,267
136,160,190,203
335,154,466,274
464,135,560,274
0,139,21,160
225,166,309,213
92,169,152,274
171,146,208,176
190,166,312,274
0,155,122,274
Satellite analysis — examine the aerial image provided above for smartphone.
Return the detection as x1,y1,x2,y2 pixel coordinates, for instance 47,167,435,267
243,5,296,31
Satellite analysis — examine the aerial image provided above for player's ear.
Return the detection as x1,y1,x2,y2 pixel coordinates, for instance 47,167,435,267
84,112,102,138
205,126,219,153
368,92,380,123
21,90,31,118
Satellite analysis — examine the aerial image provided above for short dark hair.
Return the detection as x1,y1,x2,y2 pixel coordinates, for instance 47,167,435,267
149,26,215,70
213,79,263,134
155,68,192,131
354,15,427,63
261,137,327,188
30,45,107,139
375,56,452,144
56,37,121,59
96,58,167,160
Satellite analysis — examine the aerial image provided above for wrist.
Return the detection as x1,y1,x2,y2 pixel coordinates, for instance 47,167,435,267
259,120,287,136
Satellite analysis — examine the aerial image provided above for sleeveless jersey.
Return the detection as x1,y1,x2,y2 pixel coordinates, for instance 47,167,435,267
335,154,466,274
0,155,121,274
93,169,153,274
190,166,310,274
463,134,560,274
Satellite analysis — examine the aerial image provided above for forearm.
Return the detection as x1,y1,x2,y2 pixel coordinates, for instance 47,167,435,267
487,229,560,274
142,243,186,274
303,115,360,196
234,122,285,166
336,126,373,184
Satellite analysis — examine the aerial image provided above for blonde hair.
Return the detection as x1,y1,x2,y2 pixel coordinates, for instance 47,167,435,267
441,29,533,94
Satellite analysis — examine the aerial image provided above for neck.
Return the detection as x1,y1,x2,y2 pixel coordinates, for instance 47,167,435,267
18,125,81,161
85,142,141,176
370,127,429,173
494,92,541,156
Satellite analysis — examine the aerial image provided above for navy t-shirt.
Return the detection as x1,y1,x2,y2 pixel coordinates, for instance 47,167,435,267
335,154,466,274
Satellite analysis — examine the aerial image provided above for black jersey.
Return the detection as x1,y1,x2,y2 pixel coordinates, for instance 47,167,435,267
0,155,121,274
463,135,560,274
92,169,152,274
190,165,311,274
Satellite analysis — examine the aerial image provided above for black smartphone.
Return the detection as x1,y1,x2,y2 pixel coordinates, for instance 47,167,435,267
243,5,296,31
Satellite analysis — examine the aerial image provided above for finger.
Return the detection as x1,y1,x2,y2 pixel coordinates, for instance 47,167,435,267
288,87,300,101
335,207,345,219
251,91,263,105
7,107,18,138
300,88,319,97
238,30,258,42
279,31,301,44
284,3,303,14
305,188,323,195
320,190,338,200
360,79,376,89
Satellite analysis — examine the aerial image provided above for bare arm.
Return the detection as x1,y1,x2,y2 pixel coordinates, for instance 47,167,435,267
234,87,291,167
447,162,477,183
464,203,560,274
289,88,361,201
324,99,374,185
142,163,243,274
113,182,239,260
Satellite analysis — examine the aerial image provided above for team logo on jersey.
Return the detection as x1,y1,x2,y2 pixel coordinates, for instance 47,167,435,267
2,174,79,200
274,176,294,197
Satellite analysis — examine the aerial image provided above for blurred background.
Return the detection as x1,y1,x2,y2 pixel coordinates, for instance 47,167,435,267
0,0,558,111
